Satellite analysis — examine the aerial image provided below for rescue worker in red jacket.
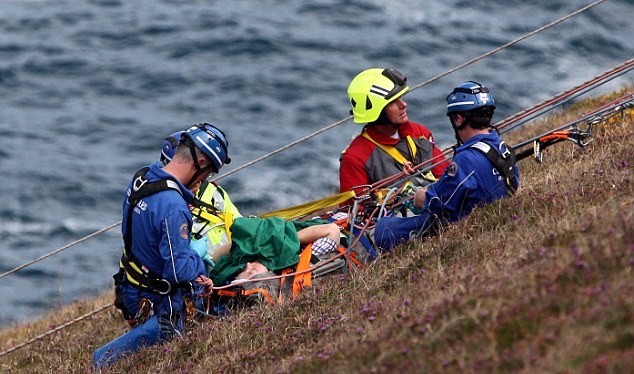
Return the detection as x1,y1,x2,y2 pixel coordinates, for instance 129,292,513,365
339,67,449,196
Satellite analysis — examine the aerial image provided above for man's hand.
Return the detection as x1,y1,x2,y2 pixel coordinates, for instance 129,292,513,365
413,187,427,209
402,161,415,175
195,275,214,296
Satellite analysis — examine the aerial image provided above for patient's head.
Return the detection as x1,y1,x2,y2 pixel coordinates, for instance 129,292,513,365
235,261,268,281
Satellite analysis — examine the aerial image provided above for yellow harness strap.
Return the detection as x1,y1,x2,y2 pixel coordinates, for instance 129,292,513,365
362,132,438,183
223,211,234,241
119,259,142,288
196,209,234,241
193,182,239,240
361,131,417,166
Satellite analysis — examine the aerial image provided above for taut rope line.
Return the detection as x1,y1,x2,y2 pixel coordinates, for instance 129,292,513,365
409,0,608,93
2,0,592,280
0,303,114,359
365,58,633,196
0,1,609,280
0,1,620,356
214,0,609,181
0,222,121,281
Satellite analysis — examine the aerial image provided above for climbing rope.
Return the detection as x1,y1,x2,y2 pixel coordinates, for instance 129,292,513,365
215,0,609,181
364,58,633,198
0,0,624,358
498,58,634,134
0,303,114,359
0,222,121,281
409,0,608,94
0,1,612,282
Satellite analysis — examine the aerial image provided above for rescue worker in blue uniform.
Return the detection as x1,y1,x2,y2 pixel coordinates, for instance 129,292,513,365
374,81,520,251
161,131,242,272
93,123,231,369
162,131,341,287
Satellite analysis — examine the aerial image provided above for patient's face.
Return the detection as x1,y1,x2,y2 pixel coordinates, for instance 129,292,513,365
236,261,268,280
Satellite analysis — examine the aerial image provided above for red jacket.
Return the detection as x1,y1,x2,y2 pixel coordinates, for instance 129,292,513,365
339,121,449,194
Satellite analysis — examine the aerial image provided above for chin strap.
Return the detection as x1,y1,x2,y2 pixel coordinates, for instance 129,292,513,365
449,115,465,146
184,140,216,189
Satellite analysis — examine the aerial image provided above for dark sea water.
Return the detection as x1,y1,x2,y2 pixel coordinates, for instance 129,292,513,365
0,0,632,328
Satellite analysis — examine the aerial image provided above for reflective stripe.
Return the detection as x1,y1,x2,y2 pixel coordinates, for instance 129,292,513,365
370,84,390,97
195,134,223,166
165,180,182,194
192,182,241,254
470,141,491,154
447,101,475,108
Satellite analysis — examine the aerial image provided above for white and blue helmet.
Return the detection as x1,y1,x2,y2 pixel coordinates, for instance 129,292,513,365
446,81,496,115
160,131,183,166
182,123,231,171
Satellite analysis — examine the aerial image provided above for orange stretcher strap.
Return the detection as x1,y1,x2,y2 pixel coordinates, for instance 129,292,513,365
337,246,363,269
293,244,313,299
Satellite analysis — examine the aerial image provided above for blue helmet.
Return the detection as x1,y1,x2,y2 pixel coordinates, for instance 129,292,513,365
160,131,183,166
182,123,231,171
446,81,495,115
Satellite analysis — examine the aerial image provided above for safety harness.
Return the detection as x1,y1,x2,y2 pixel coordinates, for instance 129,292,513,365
361,131,417,167
117,167,193,295
361,131,437,183
470,141,518,193
190,183,235,241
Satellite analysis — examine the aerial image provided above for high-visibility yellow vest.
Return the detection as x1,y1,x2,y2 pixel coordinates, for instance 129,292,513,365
191,181,242,259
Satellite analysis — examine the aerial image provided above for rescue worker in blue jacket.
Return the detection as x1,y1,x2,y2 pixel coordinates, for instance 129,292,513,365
161,131,341,286
374,81,519,251
161,130,242,271
93,123,230,369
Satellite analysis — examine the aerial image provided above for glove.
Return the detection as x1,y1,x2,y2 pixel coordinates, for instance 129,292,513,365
190,237,215,269
201,255,215,269
190,237,209,259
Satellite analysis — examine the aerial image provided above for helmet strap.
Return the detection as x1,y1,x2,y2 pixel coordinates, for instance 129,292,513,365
184,139,216,189
449,113,467,146
185,168,212,190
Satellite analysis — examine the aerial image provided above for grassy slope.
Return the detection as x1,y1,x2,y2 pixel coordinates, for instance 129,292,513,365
1,89,632,374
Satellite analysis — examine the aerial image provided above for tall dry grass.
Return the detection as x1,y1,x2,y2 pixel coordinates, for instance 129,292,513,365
1,89,632,373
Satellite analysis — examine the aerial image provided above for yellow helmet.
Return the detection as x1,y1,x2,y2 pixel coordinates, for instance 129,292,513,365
347,67,410,123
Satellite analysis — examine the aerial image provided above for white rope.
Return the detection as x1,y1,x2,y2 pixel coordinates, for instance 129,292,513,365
0,0,609,280
0,303,114,359
213,0,608,180
0,221,121,280
0,0,618,359
409,0,608,93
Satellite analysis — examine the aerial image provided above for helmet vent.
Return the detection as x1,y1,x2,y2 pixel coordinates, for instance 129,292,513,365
365,96,373,110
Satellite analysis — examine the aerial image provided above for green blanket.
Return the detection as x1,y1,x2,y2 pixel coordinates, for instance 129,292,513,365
210,216,325,285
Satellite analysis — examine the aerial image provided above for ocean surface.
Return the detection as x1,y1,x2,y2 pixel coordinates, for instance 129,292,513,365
0,0,632,328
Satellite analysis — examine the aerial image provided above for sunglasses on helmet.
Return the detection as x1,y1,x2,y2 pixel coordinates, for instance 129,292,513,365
381,68,407,100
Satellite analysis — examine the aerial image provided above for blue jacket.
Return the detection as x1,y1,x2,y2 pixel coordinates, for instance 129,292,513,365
120,162,206,318
424,131,519,223
374,131,519,251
